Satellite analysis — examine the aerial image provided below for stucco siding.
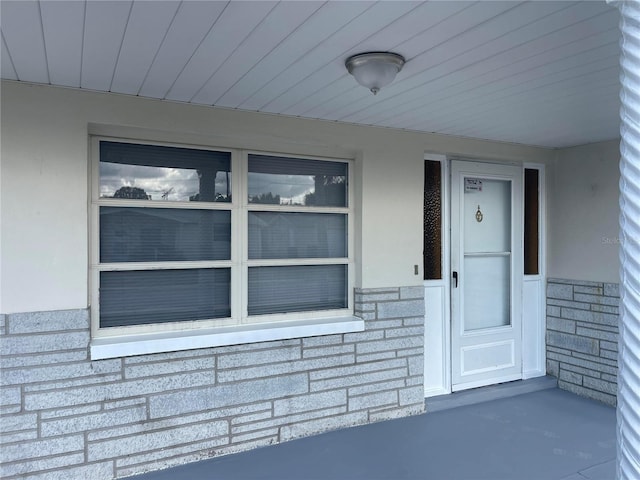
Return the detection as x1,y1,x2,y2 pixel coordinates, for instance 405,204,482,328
0,80,552,314
547,141,620,284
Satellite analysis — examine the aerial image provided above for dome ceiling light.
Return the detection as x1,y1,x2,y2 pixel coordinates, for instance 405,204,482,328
345,52,406,95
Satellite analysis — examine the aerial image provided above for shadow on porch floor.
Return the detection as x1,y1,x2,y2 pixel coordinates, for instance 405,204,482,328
131,378,615,480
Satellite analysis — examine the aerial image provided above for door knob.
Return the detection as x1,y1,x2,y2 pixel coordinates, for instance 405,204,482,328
453,271,458,288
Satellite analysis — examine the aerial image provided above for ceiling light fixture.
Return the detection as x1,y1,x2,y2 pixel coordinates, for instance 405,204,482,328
345,52,405,95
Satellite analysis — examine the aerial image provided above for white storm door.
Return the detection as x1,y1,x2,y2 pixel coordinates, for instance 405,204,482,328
451,161,523,391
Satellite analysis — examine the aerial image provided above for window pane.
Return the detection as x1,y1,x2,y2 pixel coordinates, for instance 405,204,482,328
248,265,347,315
99,269,231,327
524,168,540,275
249,212,346,259
248,154,347,207
100,207,231,263
100,141,231,202
424,160,442,280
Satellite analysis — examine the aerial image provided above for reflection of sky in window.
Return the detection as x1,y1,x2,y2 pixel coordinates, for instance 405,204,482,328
248,173,314,205
100,163,229,201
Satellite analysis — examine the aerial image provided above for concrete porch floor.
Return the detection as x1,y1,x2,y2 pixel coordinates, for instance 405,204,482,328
132,378,616,480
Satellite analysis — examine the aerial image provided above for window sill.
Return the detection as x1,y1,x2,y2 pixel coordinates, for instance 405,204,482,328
90,316,364,360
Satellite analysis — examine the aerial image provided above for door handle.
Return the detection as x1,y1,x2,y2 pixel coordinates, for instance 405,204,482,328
453,271,458,288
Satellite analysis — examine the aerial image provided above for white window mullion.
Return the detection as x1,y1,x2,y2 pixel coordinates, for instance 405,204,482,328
347,154,355,310
89,138,101,339
95,261,233,271
97,198,234,210
246,204,349,214
237,150,248,323
89,264,100,339
246,258,349,267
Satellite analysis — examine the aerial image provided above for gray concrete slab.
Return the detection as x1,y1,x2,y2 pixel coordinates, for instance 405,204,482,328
578,459,616,479
131,387,615,480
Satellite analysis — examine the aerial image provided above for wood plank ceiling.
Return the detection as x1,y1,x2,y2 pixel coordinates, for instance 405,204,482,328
1,1,621,148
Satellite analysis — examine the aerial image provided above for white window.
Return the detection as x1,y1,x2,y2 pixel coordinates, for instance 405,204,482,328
90,138,359,358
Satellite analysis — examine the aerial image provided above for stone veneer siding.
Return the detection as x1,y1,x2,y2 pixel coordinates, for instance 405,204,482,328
546,278,619,406
0,286,425,479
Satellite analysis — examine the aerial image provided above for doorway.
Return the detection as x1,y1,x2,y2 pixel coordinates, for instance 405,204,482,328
423,157,545,397
450,161,523,391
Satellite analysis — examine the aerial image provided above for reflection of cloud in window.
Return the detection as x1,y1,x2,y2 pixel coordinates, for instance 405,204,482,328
248,173,314,204
100,163,228,201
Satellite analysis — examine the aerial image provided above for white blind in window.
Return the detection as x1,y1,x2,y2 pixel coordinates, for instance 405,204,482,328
100,207,231,263
99,269,231,328
248,265,347,315
248,212,346,259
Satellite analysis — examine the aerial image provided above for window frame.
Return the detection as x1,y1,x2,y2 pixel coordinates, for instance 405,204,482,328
89,137,356,354
241,150,353,323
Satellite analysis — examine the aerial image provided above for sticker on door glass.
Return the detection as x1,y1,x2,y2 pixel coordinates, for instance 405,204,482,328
465,178,483,193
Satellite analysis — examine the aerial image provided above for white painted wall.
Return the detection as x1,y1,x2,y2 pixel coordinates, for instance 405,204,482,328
547,140,621,283
1,81,552,314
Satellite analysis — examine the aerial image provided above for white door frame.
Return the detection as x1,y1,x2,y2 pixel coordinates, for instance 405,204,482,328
423,157,546,397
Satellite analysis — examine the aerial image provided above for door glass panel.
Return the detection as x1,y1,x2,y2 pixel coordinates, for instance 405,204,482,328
464,178,511,253
463,255,511,331
463,177,511,332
